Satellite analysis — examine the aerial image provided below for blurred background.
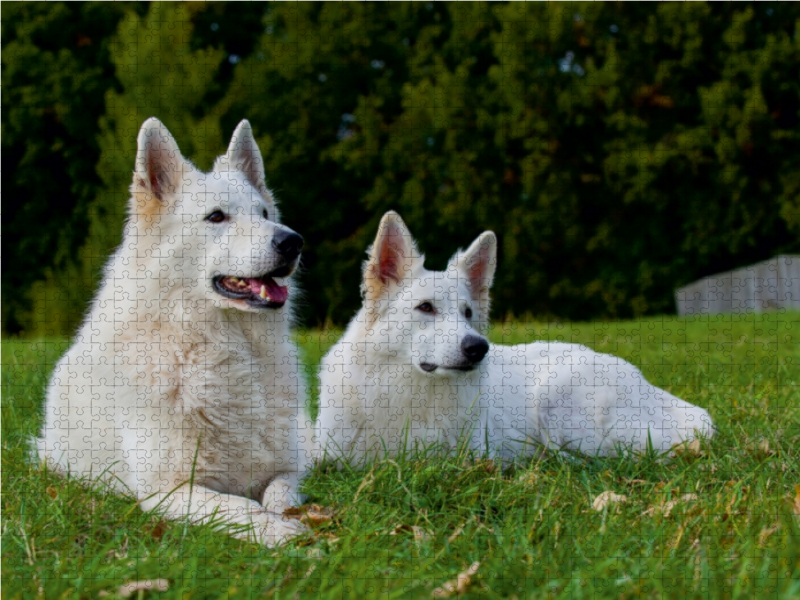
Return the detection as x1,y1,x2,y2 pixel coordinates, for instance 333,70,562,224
3,2,800,337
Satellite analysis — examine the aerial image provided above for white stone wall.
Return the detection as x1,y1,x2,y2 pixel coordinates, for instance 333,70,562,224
675,255,800,316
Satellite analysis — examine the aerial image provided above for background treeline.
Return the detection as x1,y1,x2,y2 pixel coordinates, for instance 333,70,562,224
4,2,800,336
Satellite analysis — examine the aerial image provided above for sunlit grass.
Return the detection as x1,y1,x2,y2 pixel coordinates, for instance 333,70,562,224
3,314,800,598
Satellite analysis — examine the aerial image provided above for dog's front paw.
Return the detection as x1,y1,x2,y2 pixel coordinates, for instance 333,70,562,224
254,512,307,546
261,474,305,514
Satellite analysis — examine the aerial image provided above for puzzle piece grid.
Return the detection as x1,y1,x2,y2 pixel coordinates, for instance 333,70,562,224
5,5,800,596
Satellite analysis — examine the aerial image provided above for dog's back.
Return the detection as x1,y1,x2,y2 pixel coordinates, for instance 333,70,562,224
481,342,713,457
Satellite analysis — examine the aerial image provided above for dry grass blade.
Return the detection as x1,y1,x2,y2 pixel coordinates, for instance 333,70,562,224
447,522,466,544
661,493,698,517
643,493,698,517
432,562,481,598
283,504,335,528
104,535,129,560
592,491,627,511
746,438,777,457
412,526,432,542
99,579,169,598
758,524,780,546
673,439,705,458
352,468,375,502
388,524,432,542
148,518,168,541
623,479,648,486
792,485,800,516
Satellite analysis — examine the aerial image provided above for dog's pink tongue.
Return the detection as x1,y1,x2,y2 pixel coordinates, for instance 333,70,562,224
248,277,288,303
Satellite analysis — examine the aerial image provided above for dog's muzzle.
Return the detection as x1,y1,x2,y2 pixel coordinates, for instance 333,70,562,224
213,271,291,309
419,335,490,373
272,231,304,261
213,229,304,310
461,335,489,363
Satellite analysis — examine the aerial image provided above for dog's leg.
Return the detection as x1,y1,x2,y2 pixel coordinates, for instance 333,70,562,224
139,484,306,546
261,472,305,513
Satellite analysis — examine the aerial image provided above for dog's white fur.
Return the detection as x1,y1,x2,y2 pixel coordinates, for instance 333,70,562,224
316,211,714,464
38,118,311,545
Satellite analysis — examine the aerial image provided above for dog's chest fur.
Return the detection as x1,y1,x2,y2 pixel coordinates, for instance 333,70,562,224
141,312,302,498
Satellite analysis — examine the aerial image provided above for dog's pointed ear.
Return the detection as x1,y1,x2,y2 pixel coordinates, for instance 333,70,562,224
222,119,268,195
131,118,186,214
451,231,497,305
363,211,419,301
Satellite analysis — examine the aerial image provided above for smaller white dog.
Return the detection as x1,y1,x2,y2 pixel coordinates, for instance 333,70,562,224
316,211,714,464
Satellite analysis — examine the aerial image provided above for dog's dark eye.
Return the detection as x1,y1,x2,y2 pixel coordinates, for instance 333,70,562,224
206,210,226,224
465,307,473,319
417,302,434,313
262,208,269,220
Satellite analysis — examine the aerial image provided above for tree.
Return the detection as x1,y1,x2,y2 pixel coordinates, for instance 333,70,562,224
25,2,225,336
6,3,800,333
220,2,482,324
1,2,137,334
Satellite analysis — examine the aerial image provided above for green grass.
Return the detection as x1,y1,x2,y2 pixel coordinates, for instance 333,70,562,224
3,314,800,599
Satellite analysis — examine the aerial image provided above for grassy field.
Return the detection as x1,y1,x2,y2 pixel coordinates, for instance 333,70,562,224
3,314,800,599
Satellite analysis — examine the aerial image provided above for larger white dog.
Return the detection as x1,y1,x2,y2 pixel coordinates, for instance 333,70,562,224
316,211,714,464
38,118,310,545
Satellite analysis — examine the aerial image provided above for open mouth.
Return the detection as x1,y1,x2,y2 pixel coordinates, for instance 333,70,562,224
213,269,292,309
419,362,476,373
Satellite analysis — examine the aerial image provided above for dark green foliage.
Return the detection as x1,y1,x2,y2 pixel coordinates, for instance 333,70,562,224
4,2,800,333
1,2,136,334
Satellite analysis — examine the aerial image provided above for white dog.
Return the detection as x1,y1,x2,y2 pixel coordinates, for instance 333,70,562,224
38,118,311,545
316,211,714,464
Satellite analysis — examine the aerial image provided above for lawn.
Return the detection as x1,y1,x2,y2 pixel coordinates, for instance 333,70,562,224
3,314,800,599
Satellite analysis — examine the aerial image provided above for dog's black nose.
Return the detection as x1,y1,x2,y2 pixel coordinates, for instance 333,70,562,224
272,231,304,260
462,335,489,363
